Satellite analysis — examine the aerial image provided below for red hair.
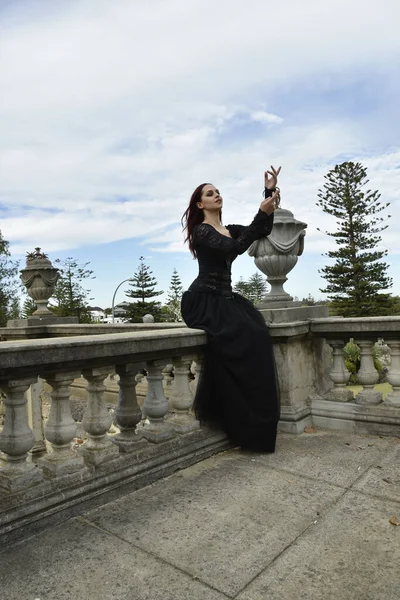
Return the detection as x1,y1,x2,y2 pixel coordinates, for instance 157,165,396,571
181,183,222,257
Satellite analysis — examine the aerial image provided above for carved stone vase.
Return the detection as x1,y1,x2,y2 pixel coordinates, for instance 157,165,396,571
248,207,307,303
20,248,60,316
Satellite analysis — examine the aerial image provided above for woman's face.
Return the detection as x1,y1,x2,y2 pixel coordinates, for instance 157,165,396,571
197,184,223,211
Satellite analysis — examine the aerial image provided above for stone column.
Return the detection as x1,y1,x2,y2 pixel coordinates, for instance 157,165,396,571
80,367,119,464
324,341,353,402
0,378,43,492
38,372,85,475
113,363,147,452
26,378,47,457
355,340,382,405
169,356,199,433
162,363,174,410
141,360,174,443
0,393,5,427
162,364,174,388
190,356,203,397
385,341,400,406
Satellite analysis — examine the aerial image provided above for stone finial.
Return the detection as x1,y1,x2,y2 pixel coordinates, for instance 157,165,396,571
20,248,60,316
248,193,307,305
143,314,155,323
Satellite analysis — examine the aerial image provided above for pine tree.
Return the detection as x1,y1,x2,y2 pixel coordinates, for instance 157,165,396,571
0,230,19,326
233,277,250,300
164,268,184,321
317,161,392,317
246,272,268,304
21,297,37,319
233,273,268,305
8,297,20,320
125,257,164,322
52,257,95,323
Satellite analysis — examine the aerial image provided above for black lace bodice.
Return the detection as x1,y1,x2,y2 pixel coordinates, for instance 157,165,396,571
188,207,274,297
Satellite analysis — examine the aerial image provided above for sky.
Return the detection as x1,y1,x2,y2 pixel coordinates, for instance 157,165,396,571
1,0,399,309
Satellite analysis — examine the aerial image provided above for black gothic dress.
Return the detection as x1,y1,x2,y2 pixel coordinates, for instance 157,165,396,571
181,203,280,452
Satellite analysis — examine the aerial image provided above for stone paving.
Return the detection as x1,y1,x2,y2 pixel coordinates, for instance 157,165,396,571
1,429,399,600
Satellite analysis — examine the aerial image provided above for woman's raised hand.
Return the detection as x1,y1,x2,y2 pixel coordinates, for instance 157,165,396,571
264,165,281,190
260,189,280,215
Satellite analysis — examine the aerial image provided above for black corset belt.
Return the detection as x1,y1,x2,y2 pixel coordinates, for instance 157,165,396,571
188,270,234,298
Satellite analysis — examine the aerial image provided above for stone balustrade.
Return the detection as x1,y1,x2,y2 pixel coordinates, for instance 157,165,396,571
0,329,227,538
310,316,400,435
1,316,400,540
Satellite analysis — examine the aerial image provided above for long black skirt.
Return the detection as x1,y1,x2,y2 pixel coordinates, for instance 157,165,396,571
181,291,280,452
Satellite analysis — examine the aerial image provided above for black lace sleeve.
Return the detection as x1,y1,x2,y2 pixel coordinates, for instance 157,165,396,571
193,209,274,256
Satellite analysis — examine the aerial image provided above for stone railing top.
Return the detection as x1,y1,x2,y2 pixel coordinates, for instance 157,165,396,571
310,316,400,339
0,321,315,379
0,328,207,379
47,323,184,332
0,321,184,340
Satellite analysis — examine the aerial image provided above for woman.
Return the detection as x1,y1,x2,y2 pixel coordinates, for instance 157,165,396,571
181,166,281,452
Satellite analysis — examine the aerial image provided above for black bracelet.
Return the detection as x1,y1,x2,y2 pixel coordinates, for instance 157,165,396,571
264,187,276,198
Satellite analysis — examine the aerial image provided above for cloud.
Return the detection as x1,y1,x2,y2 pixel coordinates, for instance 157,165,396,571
0,0,399,267
249,111,284,125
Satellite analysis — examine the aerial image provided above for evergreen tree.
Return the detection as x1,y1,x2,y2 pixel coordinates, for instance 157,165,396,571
233,277,250,300
125,257,164,322
301,294,317,306
246,272,268,304
233,272,268,305
317,162,392,317
164,268,184,321
21,297,37,319
51,257,95,323
8,297,20,320
0,230,19,326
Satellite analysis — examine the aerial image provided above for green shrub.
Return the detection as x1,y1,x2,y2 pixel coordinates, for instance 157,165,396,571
343,341,385,384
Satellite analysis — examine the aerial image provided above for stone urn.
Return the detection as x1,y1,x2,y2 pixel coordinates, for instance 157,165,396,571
20,248,60,316
248,205,307,303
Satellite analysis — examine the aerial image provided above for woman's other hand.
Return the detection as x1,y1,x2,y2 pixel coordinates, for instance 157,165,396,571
264,165,281,189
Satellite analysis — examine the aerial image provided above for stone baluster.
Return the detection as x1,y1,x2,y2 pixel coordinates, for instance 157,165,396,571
325,341,353,402
162,363,175,410
26,378,47,457
140,360,174,443
162,364,174,388
136,370,146,384
80,367,119,464
0,393,5,427
38,372,85,475
0,378,43,492
190,356,203,397
113,363,147,452
169,355,199,433
385,341,400,406
355,340,382,405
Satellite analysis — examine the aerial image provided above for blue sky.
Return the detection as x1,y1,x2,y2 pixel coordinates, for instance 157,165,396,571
0,0,399,308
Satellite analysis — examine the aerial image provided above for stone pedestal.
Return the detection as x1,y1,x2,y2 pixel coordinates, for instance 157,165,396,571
0,458,43,492
266,305,332,434
260,304,329,324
